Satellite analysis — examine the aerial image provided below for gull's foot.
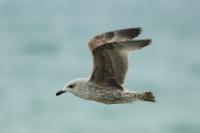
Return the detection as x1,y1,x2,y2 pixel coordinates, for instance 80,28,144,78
140,91,156,102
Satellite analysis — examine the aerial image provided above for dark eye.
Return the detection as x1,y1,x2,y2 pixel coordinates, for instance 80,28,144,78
68,84,75,88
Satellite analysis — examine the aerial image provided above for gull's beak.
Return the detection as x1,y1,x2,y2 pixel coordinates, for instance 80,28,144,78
56,90,66,96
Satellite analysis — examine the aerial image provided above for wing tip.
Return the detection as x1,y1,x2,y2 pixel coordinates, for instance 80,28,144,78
137,39,152,48
128,27,142,38
145,39,152,45
135,28,142,38
143,39,152,48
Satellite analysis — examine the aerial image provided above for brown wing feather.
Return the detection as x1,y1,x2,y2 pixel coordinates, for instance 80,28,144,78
90,43,126,90
89,27,141,51
89,39,151,90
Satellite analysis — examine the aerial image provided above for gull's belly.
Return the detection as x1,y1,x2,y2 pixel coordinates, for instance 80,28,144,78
75,83,135,104
88,87,128,104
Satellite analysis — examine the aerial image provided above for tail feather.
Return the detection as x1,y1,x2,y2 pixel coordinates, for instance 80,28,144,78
139,91,156,102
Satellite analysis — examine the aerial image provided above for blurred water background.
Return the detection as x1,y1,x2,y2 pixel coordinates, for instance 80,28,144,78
0,0,200,133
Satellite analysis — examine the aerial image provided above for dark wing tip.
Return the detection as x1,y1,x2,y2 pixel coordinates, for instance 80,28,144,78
141,39,152,47
119,27,142,39
89,27,144,51
132,27,142,34
145,39,152,44
132,27,142,38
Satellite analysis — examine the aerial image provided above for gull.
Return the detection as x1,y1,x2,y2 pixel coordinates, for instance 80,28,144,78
56,28,156,104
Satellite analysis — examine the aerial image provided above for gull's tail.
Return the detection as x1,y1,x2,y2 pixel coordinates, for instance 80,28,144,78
138,91,156,102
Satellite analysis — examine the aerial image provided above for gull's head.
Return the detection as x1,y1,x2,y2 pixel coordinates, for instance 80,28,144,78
56,78,87,96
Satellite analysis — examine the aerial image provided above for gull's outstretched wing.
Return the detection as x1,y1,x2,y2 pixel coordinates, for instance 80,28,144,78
89,28,151,90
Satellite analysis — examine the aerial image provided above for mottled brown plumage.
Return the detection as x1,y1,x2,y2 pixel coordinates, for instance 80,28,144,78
89,27,141,50
89,28,151,90
56,27,156,104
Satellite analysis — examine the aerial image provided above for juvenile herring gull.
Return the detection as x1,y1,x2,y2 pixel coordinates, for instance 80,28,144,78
56,27,156,104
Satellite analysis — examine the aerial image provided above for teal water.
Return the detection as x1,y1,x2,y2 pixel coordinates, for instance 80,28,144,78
0,0,200,133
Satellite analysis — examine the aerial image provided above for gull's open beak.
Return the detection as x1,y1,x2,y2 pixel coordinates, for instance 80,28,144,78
56,90,66,96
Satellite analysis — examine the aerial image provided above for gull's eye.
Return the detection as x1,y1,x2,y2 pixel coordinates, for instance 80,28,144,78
68,84,75,88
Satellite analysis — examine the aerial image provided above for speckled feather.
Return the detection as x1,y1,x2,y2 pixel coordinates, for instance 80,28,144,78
57,28,156,104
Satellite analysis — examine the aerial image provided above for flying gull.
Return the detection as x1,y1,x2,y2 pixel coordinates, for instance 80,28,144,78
56,27,156,104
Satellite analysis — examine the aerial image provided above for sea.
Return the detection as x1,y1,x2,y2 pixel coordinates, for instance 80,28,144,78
0,0,200,133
